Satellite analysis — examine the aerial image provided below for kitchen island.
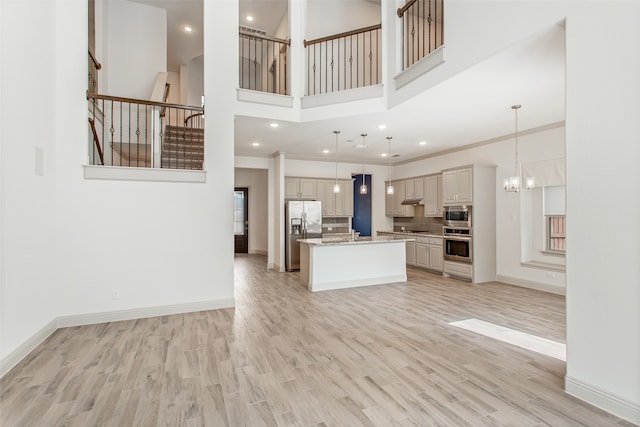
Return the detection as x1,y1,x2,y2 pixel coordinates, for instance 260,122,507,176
298,236,411,292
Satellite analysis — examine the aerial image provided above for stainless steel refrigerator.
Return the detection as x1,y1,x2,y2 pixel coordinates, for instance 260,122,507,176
285,200,322,271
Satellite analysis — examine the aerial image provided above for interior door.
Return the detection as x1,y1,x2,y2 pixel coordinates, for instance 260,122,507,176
234,188,249,253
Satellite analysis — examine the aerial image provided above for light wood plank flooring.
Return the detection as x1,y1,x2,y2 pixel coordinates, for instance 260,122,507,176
0,255,634,426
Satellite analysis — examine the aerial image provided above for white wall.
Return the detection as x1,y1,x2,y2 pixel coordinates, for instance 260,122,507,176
0,0,59,363
235,168,269,254
564,2,640,421
53,0,236,318
166,71,180,104
306,0,381,39
187,55,204,107
103,0,167,99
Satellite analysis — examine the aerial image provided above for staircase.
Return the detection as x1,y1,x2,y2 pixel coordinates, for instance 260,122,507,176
162,125,204,170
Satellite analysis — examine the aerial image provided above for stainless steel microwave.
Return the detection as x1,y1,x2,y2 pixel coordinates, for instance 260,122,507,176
443,206,472,227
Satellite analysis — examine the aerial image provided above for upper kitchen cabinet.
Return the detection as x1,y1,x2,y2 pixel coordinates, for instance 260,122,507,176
405,177,425,199
385,180,414,217
424,174,443,217
442,167,472,205
316,179,353,217
285,177,317,200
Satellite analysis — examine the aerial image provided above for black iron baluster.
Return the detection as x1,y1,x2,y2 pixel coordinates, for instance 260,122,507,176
330,40,334,93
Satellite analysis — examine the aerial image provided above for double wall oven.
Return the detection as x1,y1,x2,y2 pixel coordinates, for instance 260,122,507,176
443,206,472,263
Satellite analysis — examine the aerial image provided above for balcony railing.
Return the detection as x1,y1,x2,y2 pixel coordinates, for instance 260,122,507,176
239,31,290,95
305,24,382,96
87,93,204,170
398,0,444,70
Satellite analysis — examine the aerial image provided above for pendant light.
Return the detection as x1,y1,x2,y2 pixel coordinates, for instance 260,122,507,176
503,104,522,192
386,137,394,195
359,133,368,195
332,131,341,193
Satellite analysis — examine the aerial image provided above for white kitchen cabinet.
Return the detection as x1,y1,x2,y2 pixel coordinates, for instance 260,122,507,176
443,167,472,205
406,177,425,199
316,179,353,217
414,235,443,272
424,174,443,217
384,180,414,217
444,260,472,280
316,180,333,216
415,237,429,269
285,177,318,200
428,237,443,272
406,240,416,266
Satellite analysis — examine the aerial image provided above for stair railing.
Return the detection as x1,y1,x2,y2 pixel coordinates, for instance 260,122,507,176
184,112,204,126
87,118,104,165
397,0,444,70
304,24,382,96
239,30,290,95
88,49,102,92
87,92,205,170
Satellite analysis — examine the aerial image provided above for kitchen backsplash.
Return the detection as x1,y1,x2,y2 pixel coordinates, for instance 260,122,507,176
393,206,444,235
322,216,351,234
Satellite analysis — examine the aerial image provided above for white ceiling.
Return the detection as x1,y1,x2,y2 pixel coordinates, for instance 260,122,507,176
129,1,565,165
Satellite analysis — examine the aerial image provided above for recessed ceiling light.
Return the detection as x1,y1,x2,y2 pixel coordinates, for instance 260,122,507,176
269,122,279,128
419,141,427,145
252,142,260,147
322,149,330,154
246,15,254,22
381,153,387,157
377,124,387,130
183,25,193,33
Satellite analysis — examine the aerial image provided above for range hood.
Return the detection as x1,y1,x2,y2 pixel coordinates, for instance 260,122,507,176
401,198,425,206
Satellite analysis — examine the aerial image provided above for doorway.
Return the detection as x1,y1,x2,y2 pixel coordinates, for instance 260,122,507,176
234,187,249,253
352,174,372,236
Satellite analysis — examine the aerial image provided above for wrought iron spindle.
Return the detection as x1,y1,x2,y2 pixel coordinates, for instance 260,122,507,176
398,0,444,70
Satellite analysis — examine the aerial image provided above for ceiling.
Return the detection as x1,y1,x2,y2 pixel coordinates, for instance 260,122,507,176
129,1,565,165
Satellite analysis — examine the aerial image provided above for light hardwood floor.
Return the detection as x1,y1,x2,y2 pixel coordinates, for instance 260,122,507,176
0,255,634,426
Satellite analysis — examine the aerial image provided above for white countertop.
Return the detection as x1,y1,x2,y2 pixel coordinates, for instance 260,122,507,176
298,236,413,246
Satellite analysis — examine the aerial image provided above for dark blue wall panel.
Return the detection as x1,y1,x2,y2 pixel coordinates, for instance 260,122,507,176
352,174,372,236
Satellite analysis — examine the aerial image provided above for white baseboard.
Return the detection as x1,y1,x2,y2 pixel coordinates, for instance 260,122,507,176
57,298,235,328
565,376,640,425
1,298,235,379
249,250,267,256
496,274,565,296
0,318,58,378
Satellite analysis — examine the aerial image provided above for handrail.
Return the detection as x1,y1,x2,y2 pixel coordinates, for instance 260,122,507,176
304,24,382,47
88,49,102,70
184,112,205,126
87,92,204,112
397,0,419,17
160,83,171,118
239,31,290,46
87,118,104,165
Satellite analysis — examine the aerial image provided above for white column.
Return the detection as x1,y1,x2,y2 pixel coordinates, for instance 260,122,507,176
273,152,286,272
203,0,237,287
288,0,306,110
